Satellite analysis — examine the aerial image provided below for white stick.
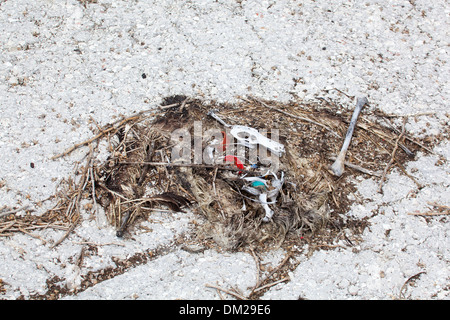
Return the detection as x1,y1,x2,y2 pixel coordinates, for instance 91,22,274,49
330,97,368,177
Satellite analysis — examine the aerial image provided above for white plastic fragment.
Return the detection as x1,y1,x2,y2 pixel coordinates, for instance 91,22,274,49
230,125,285,157
260,193,274,222
267,172,284,201
208,110,285,157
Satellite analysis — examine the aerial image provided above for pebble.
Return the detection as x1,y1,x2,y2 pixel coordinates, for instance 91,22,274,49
347,285,359,296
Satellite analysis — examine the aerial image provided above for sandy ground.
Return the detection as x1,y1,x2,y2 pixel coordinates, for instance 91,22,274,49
0,0,449,300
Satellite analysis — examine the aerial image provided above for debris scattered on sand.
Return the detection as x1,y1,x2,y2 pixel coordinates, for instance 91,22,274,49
1,96,441,251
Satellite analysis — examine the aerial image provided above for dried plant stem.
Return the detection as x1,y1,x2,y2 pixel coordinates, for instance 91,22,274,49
247,97,341,138
118,161,253,173
73,241,126,247
408,202,450,216
262,253,292,282
358,119,433,155
51,216,80,248
247,252,293,298
250,248,261,290
393,159,423,189
51,121,133,160
205,284,248,300
212,167,226,220
322,172,340,208
408,211,450,216
98,183,131,202
427,202,450,210
253,277,289,292
328,156,381,177
382,111,435,118
0,221,16,234
248,249,291,293
51,147,94,247
18,227,47,244
378,118,407,193
50,103,179,160
399,271,426,299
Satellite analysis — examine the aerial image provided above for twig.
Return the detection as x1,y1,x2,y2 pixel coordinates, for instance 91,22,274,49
0,221,16,234
248,252,293,297
51,216,80,249
52,148,94,247
249,248,261,290
205,284,248,300
75,246,85,268
399,271,426,299
260,253,292,284
378,118,407,193
117,161,254,173
314,243,347,249
332,88,354,100
69,149,94,220
90,166,100,227
358,119,433,155
408,203,450,216
408,211,450,216
381,111,435,118
427,202,450,210
97,183,131,201
72,241,126,247
381,116,435,154
18,227,47,244
89,115,105,133
328,156,382,177
0,205,31,219
158,101,185,111
253,277,289,292
51,122,129,160
394,159,423,189
376,119,415,156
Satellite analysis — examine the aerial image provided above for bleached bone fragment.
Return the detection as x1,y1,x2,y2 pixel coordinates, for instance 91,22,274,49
330,97,368,177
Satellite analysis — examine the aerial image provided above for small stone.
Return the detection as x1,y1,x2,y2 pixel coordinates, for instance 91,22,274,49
348,285,359,296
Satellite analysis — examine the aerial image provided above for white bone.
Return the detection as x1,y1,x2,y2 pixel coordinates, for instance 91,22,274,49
330,97,368,176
